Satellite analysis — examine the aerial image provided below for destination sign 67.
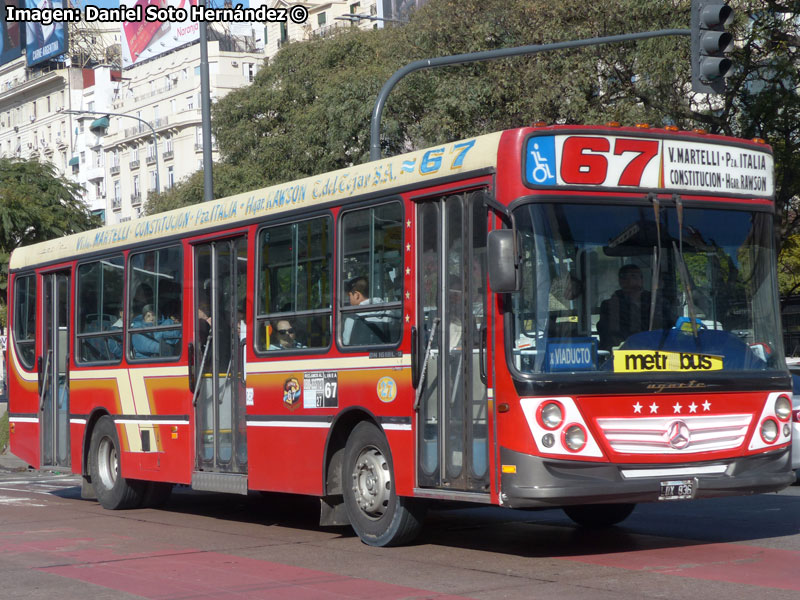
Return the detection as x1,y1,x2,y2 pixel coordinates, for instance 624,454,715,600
524,134,773,198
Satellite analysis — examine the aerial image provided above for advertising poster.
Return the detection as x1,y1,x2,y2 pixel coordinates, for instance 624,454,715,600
0,0,23,67
25,0,68,66
121,0,199,68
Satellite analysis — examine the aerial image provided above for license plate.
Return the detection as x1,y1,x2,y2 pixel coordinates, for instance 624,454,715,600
659,479,695,500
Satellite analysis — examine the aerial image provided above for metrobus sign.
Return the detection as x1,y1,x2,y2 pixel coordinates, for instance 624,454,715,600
524,133,773,197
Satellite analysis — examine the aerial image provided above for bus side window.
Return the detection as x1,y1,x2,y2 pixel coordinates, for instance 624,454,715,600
127,246,183,361
12,274,37,369
339,201,403,348
255,216,333,353
76,256,124,364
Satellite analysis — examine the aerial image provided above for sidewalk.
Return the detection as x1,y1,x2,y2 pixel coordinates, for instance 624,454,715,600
0,450,30,471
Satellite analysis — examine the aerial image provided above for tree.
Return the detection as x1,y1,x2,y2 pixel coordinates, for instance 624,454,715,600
0,158,100,301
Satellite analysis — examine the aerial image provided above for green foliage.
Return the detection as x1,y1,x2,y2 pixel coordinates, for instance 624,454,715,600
0,158,100,306
0,412,8,454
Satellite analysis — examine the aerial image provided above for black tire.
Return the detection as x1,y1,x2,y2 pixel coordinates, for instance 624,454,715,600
140,481,173,508
563,503,636,528
342,421,426,546
89,416,145,509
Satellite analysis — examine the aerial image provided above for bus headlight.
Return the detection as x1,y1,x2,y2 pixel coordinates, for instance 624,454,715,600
563,424,587,452
774,395,792,421
538,401,564,430
760,418,779,443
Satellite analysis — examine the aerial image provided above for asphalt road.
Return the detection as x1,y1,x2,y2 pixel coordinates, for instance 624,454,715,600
0,465,799,599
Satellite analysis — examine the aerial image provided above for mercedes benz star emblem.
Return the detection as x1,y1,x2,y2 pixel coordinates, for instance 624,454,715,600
667,420,691,449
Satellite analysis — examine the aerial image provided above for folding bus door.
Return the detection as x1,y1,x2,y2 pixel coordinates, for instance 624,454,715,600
416,192,490,493
192,237,248,493
39,270,71,469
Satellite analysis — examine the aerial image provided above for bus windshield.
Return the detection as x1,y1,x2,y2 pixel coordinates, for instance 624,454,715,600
510,202,784,375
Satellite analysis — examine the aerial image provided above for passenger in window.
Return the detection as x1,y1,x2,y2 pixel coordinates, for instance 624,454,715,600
197,301,212,352
159,299,182,352
343,276,393,346
346,276,374,306
269,319,305,350
131,304,161,358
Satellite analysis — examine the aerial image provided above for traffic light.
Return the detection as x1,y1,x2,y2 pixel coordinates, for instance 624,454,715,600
691,1,734,93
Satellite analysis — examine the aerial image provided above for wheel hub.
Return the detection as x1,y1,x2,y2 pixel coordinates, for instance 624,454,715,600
97,436,118,489
352,446,391,519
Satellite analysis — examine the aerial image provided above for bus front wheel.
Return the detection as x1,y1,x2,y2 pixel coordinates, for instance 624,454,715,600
563,503,636,528
89,416,145,509
342,421,425,547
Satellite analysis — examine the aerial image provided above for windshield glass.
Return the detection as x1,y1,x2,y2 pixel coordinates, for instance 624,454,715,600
510,202,784,376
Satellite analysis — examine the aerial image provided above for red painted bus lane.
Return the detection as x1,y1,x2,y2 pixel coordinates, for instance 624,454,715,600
561,542,800,591
38,549,473,600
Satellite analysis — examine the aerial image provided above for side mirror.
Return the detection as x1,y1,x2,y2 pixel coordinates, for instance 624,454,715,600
487,229,520,293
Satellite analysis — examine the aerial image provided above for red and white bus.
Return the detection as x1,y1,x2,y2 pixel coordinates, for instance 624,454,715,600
7,124,794,546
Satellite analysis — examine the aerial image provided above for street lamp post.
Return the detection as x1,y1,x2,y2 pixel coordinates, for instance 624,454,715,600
61,108,160,194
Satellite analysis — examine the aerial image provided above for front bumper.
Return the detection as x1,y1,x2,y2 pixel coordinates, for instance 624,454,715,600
499,446,794,509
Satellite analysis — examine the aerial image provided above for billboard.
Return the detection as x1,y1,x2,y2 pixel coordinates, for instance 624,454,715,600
379,0,427,23
122,0,199,68
0,0,24,67
25,0,68,66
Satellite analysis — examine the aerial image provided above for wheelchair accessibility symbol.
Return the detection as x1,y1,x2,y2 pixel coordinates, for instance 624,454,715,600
526,136,556,185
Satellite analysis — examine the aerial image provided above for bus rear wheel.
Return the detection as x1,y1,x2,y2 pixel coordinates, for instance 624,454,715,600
89,416,145,509
563,503,636,528
342,421,425,547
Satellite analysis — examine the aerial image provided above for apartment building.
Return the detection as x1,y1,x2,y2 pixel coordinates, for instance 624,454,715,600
100,38,264,223
1,1,391,224
255,1,381,59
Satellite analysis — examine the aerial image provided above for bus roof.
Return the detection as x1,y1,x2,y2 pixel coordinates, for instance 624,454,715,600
9,131,504,271
9,125,775,272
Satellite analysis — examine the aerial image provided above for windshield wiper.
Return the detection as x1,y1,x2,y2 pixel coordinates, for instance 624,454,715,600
649,194,662,331
673,194,700,338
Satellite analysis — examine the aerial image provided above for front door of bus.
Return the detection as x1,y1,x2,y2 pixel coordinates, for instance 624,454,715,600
40,271,70,468
417,192,490,492
193,237,248,475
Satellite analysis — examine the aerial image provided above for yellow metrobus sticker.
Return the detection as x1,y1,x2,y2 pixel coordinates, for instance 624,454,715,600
613,350,723,373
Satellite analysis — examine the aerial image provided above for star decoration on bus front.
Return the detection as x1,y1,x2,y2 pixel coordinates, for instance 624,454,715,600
673,402,682,413
702,400,712,411
688,402,698,413
650,402,659,414
406,219,412,228
633,402,642,413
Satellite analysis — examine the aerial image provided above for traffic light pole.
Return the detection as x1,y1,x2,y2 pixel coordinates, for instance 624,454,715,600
369,29,692,162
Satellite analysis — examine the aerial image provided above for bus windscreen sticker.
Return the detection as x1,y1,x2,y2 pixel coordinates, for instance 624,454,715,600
546,338,596,372
613,350,723,373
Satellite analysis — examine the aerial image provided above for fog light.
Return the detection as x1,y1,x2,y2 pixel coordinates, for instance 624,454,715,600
760,418,779,443
563,425,586,452
542,433,555,448
783,424,791,437
539,401,564,430
775,395,792,421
